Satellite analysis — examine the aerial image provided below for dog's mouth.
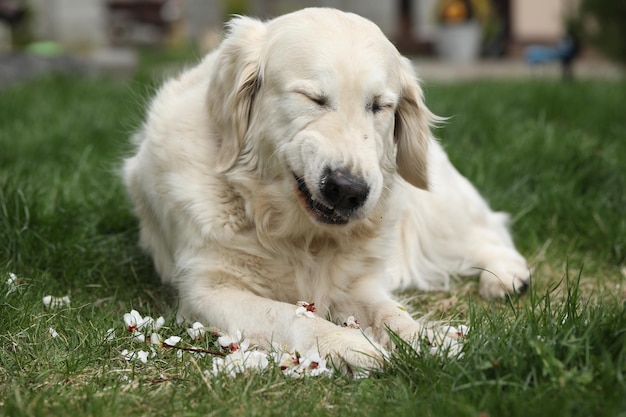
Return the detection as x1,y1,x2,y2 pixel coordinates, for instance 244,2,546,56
293,173,350,225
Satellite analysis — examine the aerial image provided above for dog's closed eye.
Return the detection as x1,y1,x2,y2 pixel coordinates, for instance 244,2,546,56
293,88,330,108
308,95,329,107
368,97,395,115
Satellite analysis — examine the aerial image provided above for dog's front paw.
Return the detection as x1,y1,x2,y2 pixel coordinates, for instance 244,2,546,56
479,257,530,299
316,328,387,376
397,324,466,358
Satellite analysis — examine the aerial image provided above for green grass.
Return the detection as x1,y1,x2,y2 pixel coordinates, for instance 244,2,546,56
1,66,625,416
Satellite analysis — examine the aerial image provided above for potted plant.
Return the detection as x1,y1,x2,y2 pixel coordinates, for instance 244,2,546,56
435,0,491,62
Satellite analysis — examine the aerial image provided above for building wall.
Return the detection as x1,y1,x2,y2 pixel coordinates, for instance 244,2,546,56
28,0,107,50
512,0,578,43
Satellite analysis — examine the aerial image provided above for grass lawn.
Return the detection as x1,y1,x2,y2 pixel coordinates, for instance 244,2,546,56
1,58,625,416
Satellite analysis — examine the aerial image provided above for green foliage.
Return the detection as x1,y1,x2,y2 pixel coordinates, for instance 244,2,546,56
576,0,626,63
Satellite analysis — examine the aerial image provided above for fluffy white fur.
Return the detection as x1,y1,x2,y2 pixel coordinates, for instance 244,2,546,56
123,8,530,370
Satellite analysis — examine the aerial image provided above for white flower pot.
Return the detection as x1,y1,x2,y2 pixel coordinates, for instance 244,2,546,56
435,20,482,62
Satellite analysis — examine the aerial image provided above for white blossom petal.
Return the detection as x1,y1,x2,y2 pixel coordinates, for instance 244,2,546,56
218,335,234,348
104,328,116,342
137,350,149,363
124,310,143,330
150,332,162,345
240,338,251,352
187,321,205,340
43,295,70,309
164,336,181,346
295,306,315,318
155,316,165,331
457,325,470,337
138,315,154,330
343,316,360,329
121,349,136,361
6,273,18,295
48,327,59,338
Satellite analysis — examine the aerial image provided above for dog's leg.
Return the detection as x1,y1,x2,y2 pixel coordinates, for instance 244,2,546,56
336,279,462,355
178,284,386,372
394,140,530,298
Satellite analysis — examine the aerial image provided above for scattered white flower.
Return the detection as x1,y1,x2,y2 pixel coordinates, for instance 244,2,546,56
137,350,149,364
296,301,316,318
139,315,154,330
281,348,332,378
150,332,162,346
209,349,270,378
112,312,336,379
218,330,249,352
426,335,463,358
155,316,165,331
187,321,206,340
343,315,360,329
48,327,59,338
457,325,470,337
297,349,332,377
124,310,165,342
442,324,470,339
163,335,181,346
104,328,116,342
121,348,154,364
42,295,70,309
6,272,19,295
124,310,143,332
121,349,136,361
271,350,297,370
124,310,159,332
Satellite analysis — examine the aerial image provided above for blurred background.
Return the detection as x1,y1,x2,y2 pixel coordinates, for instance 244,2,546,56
0,0,623,85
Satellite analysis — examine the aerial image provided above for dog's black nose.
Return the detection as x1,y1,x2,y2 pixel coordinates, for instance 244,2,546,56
320,168,369,212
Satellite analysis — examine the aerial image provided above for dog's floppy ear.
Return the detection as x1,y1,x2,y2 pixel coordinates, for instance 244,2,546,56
394,57,436,190
208,16,266,172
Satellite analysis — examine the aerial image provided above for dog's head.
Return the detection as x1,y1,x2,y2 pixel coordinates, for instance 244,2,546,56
208,8,435,230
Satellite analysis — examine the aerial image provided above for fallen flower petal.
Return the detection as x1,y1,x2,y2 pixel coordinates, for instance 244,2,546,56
155,316,165,331
6,272,19,295
124,310,143,332
138,315,154,330
187,321,205,340
43,295,70,309
150,332,162,346
296,301,316,312
121,349,136,361
343,316,360,329
457,325,470,337
137,350,149,363
295,306,315,318
164,336,182,346
104,328,116,342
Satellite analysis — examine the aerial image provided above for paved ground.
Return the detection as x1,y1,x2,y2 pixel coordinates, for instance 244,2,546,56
413,58,624,83
1,49,622,89
0,48,137,88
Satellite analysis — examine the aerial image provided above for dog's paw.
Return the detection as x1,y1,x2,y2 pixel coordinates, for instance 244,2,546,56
479,257,530,299
316,328,387,376
398,324,466,358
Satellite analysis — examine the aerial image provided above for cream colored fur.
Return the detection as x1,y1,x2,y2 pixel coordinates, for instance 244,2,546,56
123,8,530,371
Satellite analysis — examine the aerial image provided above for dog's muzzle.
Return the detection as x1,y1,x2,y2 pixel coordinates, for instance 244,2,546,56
293,167,369,225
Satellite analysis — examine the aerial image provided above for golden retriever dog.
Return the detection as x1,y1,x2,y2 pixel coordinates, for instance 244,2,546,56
123,8,530,370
